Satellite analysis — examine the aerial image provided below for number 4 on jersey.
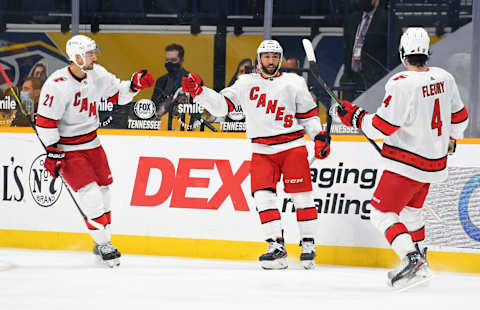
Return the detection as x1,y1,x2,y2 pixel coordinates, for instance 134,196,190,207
431,98,442,136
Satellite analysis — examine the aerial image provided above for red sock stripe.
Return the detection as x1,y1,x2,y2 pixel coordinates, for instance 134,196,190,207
410,226,425,242
105,211,111,224
385,222,409,244
296,207,318,221
85,214,109,230
259,209,281,224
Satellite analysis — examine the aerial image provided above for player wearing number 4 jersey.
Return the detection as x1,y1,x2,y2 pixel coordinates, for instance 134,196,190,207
182,40,330,270
337,27,468,290
35,35,154,267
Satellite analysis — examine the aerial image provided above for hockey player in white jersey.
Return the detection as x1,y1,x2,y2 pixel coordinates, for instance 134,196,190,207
35,35,154,267
182,40,330,270
337,27,468,289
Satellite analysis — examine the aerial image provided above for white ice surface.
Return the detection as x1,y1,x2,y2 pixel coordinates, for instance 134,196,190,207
0,248,478,310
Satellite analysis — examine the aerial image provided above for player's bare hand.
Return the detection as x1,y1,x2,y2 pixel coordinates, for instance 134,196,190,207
130,70,154,91
314,131,330,159
337,100,367,129
181,73,203,98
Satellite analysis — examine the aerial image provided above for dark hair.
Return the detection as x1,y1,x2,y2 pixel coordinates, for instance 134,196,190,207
165,43,185,59
23,76,43,90
228,58,253,87
406,54,428,67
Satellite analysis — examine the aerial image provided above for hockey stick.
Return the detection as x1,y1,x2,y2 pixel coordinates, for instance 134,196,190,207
302,39,382,156
0,64,104,230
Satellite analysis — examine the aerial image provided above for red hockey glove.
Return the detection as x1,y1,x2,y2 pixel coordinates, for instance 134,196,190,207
337,100,368,129
314,131,330,159
44,145,65,178
130,70,154,91
182,72,203,98
448,137,456,155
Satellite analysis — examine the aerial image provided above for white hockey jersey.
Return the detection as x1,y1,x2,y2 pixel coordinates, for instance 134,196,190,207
194,72,322,154
36,64,137,151
361,67,468,183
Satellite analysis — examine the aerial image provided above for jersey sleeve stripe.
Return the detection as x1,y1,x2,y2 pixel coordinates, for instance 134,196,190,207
224,96,235,112
381,143,447,172
372,115,400,135
451,107,468,124
35,114,58,128
295,107,318,119
59,130,97,145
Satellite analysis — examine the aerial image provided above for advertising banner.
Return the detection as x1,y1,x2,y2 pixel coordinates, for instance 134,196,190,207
1,131,480,256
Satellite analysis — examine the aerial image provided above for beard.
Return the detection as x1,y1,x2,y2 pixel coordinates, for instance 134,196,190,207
83,62,96,70
261,64,278,75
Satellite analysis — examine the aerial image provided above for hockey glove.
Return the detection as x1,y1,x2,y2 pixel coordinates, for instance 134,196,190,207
337,100,368,129
448,137,456,155
182,72,203,98
44,145,64,178
314,131,330,159
130,70,154,91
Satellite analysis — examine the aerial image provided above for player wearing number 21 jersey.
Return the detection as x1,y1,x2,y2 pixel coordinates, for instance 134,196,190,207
337,27,468,290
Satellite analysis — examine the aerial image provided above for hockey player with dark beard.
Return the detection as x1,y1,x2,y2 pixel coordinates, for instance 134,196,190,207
182,40,330,270
35,35,154,267
337,27,468,290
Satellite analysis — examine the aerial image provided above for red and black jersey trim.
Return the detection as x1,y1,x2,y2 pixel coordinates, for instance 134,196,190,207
36,114,58,128
224,96,235,112
295,107,318,119
372,115,400,136
59,130,97,145
259,209,281,224
107,92,119,105
67,66,87,83
381,143,447,172
296,207,318,222
451,107,468,124
385,222,409,244
252,130,305,145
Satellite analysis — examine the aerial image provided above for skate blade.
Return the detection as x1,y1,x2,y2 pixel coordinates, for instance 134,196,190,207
95,256,120,268
394,274,433,292
301,260,315,270
261,258,288,270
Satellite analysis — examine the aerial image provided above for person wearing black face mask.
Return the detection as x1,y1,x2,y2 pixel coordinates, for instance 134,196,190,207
339,0,401,101
151,43,192,130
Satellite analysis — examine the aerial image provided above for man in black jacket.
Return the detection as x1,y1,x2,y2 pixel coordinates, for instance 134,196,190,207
151,43,193,130
340,0,401,100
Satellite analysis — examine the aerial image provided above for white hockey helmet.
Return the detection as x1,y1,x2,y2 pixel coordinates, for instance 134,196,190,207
399,27,430,66
256,39,283,76
66,35,99,68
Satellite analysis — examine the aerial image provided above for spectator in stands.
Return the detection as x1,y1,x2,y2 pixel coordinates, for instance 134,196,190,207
151,43,207,131
11,76,42,127
340,0,400,100
31,62,48,85
228,58,252,87
284,57,301,75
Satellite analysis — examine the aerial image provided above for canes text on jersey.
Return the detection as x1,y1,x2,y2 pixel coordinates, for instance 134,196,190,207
250,87,293,127
74,92,97,117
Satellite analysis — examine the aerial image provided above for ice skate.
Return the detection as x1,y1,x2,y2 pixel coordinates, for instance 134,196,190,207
259,238,288,270
388,245,432,291
299,238,316,269
93,242,121,268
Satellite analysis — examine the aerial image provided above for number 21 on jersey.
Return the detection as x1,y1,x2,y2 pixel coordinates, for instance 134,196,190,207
431,98,442,136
